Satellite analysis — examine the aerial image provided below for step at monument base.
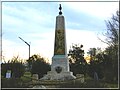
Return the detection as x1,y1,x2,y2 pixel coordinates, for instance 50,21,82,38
40,71,76,80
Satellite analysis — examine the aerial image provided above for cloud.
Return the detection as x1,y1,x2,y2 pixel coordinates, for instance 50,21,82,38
66,29,108,54
2,2,111,63
2,41,25,64
63,2,119,19
2,28,108,63
2,30,55,63
2,2,55,32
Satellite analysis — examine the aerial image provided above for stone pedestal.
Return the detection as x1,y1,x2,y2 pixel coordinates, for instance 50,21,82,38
76,74,84,83
40,55,76,80
40,71,76,81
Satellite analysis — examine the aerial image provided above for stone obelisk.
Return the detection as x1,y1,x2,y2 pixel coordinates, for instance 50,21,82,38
40,4,76,80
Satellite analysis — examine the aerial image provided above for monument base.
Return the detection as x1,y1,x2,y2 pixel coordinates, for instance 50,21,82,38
40,55,76,81
40,71,76,81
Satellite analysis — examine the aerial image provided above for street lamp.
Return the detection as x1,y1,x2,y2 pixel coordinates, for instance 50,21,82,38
18,37,30,61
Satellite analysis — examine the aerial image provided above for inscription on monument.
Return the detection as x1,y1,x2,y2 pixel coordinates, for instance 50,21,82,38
54,29,65,55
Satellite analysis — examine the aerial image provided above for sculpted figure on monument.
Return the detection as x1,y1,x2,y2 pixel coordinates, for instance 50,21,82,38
54,29,65,55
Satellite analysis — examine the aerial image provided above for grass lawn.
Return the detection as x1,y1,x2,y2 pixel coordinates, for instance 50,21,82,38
1,72,118,89
1,72,32,88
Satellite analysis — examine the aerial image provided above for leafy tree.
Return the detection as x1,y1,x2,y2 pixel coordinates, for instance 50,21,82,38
68,44,87,76
96,10,119,83
103,10,119,83
1,56,25,78
105,11,119,46
87,48,104,79
87,48,96,61
26,56,34,71
29,54,51,79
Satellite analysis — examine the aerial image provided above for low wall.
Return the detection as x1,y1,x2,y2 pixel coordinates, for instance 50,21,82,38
29,74,84,88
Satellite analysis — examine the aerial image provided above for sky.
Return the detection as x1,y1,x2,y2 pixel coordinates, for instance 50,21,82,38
1,0,119,64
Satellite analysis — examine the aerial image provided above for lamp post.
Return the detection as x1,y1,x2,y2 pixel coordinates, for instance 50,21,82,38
18,37,30,60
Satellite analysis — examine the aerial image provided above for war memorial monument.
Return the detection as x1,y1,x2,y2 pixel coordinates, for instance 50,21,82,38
31,4,84,88
40,4,76,80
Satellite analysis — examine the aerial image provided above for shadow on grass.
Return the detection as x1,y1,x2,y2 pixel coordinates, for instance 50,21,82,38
1,76,32,88
59,77,118,88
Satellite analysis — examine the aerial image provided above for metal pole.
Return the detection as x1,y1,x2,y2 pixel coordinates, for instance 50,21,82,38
18,37,30,60
29,45,30,60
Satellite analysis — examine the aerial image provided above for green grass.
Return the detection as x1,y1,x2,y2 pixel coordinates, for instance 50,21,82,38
1,73,118,89
104,83,118,88
59,75,118,88
23,71,31,76
1,72,32,88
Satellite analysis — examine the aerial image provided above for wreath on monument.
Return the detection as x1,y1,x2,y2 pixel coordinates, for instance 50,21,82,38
55,66,62,73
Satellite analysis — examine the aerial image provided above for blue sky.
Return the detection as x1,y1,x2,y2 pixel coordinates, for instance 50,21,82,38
1,1,119,63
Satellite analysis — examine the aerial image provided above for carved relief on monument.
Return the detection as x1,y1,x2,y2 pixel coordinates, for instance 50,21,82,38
55,66,62,73
54,29,65,55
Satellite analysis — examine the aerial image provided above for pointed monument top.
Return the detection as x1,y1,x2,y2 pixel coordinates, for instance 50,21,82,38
59,4,62,15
